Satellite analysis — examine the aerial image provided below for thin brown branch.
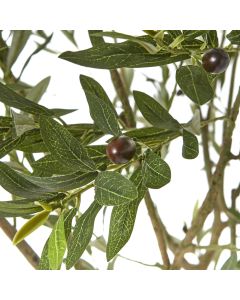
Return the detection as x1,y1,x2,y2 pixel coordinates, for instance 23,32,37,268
144,190,170,269
200,116,213,184
110,69,136,128
171,88,240,269
0,218,39,269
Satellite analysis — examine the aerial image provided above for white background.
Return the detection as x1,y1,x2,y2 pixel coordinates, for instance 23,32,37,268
1,1,240,299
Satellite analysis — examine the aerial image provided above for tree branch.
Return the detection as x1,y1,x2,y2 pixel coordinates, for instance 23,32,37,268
171,88,240,269
0,218,40,269
144,190,170,269
110,69,136,128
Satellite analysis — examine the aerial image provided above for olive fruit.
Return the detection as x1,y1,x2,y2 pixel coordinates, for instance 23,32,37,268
106,135,136,164
202,48,230,74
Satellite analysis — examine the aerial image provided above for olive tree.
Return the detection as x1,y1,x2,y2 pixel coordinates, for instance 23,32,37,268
0,30,240,270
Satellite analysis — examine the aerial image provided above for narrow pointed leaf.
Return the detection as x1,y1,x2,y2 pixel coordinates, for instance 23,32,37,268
95,171,138,206
0,161,55,199
176,66,214,105
11,110,35,136
59,41,190,69
183,30,208,40
61,30,78,47
125,127,180,147
133,91,180,131
38,208,76,270
18,34,53,79
63,208,77,240
13,210,50,245
26,76,51,103
92,31,159,53
0,82,53,115
106,167,146,261
49,108,78,117
66,201,102,269
21,171,98,192
107,200,140,261
0,199,42,217
39,115,96,172
206,31,219,48
48,213,67,270
32,145,107,175
142,150,171,189
80,75,121,137
7,30,31,71
182,129,199,159
38,238,50,270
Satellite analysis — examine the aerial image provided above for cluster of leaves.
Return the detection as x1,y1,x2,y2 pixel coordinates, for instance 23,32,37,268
1,30,240,270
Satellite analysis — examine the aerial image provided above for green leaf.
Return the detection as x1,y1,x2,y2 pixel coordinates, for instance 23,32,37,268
0,161,55,199
61,30,78,47
48,213,67,270
11,110,35,137
32,145,107,175
18,33,53,80
167,31,182,40
20,170,98,193
107,200,140,261
133,91,181,131
221,252,239,270
26,76,51,103
130,166,148,201
95,171,138,206
15,128,47,153
80,75,121,137
59,41,190,69
0,82,53,115
142,150,171,189
176,66,214,105
226,31,240,45
0,116,12,128
63,208,77,240
66,201,102,269
38,208,76,270
38,238,50,270
13,210,50,245
92,31,159,53
183,30,208,40
206,31,219,48
14,124,103,153
106,167,146,261
182,129,199,159
0,136,23,159
125,127,180,147
74,259,96,270
49,108,78,117
0,199,42,218
39,115,96,172
6,31,31,71
88,30,105,46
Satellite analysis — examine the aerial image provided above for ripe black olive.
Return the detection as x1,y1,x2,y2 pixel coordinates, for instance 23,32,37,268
202,48,230,74
106,135,136,164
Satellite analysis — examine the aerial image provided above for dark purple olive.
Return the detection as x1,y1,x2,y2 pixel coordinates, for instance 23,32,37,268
202,48,230,74
106,135,136,164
